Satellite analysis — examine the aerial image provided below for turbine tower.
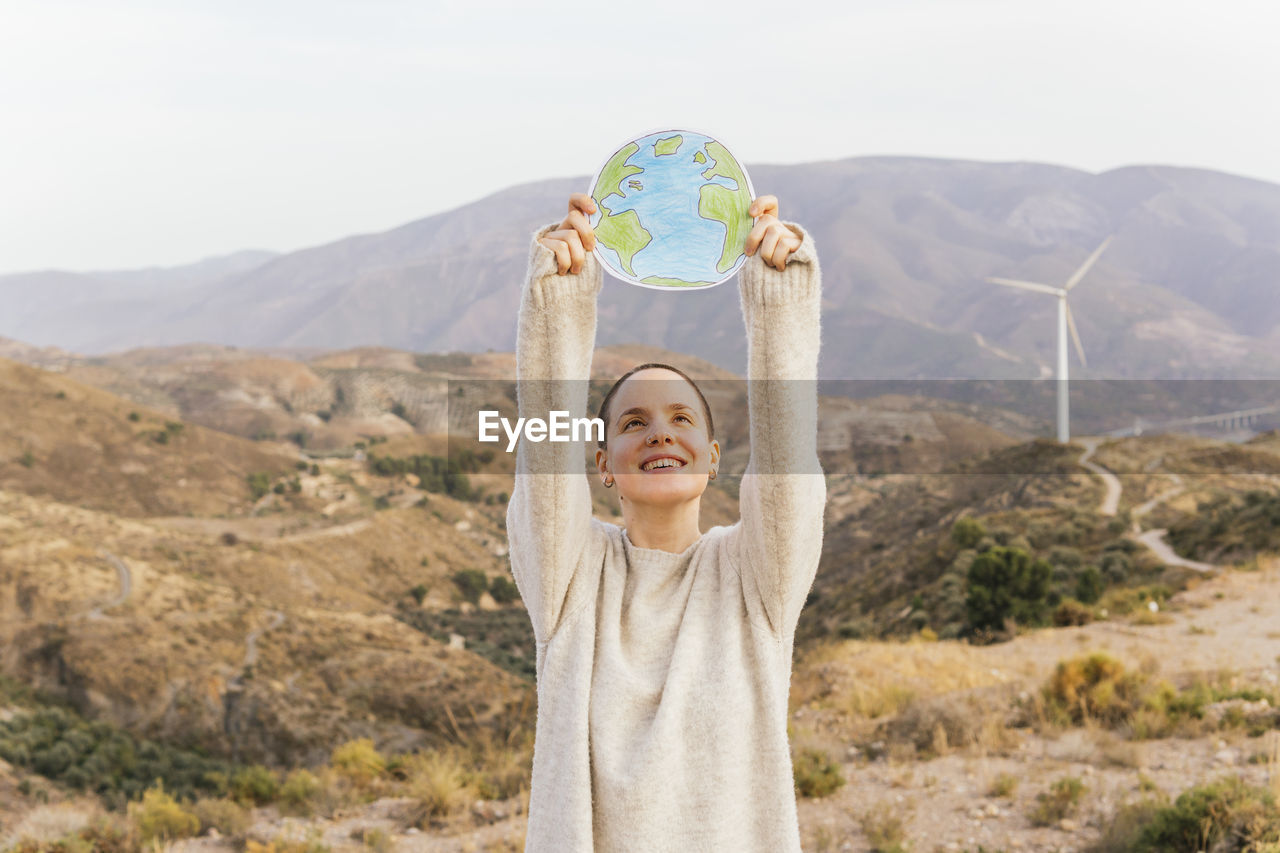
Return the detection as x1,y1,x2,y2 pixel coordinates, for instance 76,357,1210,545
986,236,1112,444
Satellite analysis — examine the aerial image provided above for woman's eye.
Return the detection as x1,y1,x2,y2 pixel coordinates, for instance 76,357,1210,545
675,414,692,424
623,418,642,429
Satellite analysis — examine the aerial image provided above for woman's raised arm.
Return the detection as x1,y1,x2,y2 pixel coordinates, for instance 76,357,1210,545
727,196,827,641
505,194,602,646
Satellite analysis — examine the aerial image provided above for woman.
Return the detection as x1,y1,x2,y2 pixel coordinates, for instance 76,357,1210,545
507,192,826,852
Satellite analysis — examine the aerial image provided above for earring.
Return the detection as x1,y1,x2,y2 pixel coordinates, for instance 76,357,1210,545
603,476,614,488
709,469,717,480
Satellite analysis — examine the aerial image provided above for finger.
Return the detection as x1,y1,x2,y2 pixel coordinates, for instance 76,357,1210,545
778,233,801,270
554,241,571,274
566,208,596,252
539,236,571,274
569,193,598,217
760,226,781,268
774,240,790,271
562,228,586,274
743,216,773,256
749,195,778,220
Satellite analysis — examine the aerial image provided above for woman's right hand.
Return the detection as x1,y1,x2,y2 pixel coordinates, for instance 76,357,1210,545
538,193,598,275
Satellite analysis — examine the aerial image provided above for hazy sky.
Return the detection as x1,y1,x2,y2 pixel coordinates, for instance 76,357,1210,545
2,0,1275,273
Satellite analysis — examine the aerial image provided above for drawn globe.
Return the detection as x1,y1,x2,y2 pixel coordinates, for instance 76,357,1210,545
587,129,755,290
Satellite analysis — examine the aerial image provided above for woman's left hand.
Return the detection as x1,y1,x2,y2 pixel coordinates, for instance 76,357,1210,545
744,195,802,272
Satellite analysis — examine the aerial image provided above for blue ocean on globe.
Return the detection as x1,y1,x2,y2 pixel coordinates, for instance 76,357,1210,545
588,130,754,289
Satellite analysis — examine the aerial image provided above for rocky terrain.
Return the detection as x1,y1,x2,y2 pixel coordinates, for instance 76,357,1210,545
1,345,1278,852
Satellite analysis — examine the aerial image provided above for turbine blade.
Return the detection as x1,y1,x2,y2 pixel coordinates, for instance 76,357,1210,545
1065,302,1087,367
986,277,1065,297
1064,235,1113,291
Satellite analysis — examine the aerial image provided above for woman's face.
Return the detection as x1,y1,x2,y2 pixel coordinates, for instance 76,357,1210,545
595,368,720,509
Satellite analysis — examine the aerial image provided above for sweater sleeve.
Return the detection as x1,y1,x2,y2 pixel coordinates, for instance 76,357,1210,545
505,222,602,646
726,222,828,641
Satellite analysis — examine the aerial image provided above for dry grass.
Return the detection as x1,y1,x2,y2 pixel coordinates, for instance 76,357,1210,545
792,637,1007,722
987,772,1018,798
1095,729,1146,768
879,689,1015,758
859,803,911,852
403,747,479,824
1269,731,1280,806
0,802,98,847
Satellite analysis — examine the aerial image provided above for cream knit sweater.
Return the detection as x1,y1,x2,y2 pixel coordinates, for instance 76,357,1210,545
506,220,826,852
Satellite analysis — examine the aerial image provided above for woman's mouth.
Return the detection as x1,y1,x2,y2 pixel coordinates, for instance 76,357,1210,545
640,456,687,472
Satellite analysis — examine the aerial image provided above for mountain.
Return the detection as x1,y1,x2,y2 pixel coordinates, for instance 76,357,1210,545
0,250,277,354
4,158,1280,378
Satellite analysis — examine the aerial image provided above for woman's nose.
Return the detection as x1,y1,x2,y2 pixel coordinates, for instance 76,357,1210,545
646,430,672,445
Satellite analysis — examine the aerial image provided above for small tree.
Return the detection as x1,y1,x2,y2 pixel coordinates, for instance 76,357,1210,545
1075,565,1105,604
451,569,488,605
951,517,986,549
965,546,1051,632
129,781,200,843
489,576,519,605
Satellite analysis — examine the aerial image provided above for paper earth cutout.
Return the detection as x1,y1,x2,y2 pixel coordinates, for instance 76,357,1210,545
587,129,755,290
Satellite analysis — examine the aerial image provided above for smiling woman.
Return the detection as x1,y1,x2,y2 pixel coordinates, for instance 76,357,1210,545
505,192,826,852
591,362,721,544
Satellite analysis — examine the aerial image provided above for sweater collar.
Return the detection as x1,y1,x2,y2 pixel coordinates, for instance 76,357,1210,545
621,528,704,563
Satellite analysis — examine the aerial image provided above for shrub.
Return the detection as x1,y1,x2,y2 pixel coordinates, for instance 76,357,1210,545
489,576,519,605
0,705,233,809
451,570,489,605
278,768,321,816
965,546,1052,632
403,748,476,821
192,797,250,838
409,584,429,605
793,747,844,798
988,772,1017,798
1029,776,1085,826
1049,546,1084,570
951,517,985,549
367,452,477,500
128,782,200,843
230,764,278,805
860,807,909,852
1076,565,1106,604
331,738,386,786
1043,653,1143,727
247,472,271,500
1119,776,1280,852
880,692,1001,757
1053,599,1094,627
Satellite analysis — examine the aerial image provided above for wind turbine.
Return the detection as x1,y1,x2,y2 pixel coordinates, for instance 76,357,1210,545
986,236,1112,444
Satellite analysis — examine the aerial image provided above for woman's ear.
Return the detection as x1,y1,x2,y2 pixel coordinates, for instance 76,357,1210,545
595,448,610,479
709,440,721,467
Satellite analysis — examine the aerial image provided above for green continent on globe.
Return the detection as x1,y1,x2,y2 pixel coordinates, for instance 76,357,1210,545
693,150,707,164
595,206,652,277
641,275,712,287
594,142,643,206
654,134,683,156
698,141,752,273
